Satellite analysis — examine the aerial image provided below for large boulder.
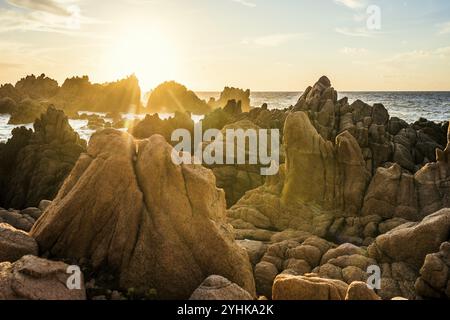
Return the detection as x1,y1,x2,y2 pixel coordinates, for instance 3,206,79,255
30,129,255,299
0,223,38,262
189,275,253,300
0,255,86,300
272,274,348,300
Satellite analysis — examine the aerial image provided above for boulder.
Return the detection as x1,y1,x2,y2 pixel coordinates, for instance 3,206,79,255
0,223,38,262
189,275,253,300
30,129,255,299
345,281,381,300
272,274,348,300
0,255,86,300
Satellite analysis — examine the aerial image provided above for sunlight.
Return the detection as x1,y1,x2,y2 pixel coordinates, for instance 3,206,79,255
106,26,177,91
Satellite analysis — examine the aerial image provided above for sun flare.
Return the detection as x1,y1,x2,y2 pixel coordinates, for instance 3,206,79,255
105,27,177,91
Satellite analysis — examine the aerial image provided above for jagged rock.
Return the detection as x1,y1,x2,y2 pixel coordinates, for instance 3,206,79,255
272,274,348,300
52,75,142,113
345,281,381,300
415,242,450,299
8,98,50,124
146,81,210,114
15,74,59,100
209,87,251,112
189,275,253,300
229,111,370,238
0,223,38,262
0,97,17,114
0,255,86,300
30,129,255,299
130,112,194,143
0,106,86,209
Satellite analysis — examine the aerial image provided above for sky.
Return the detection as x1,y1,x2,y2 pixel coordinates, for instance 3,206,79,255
0,0,449,92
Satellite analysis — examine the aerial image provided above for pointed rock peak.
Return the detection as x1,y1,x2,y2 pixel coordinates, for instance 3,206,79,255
316,76,332,88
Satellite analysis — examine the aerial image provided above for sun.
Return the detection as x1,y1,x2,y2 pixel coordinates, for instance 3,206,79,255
105,26,177,91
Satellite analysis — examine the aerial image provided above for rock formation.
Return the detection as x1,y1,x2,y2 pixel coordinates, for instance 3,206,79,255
229,77,450,246
0,223,38,262
30,129,255,299
0,106,86,209
146,81,211,114
189,275,253,300
208,87,251,112
0,255,86,300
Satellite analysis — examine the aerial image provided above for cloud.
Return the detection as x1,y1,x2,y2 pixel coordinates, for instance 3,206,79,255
242,33,307,47
340,47,368,55
0,1,101,34
334,0,366,10
437,21,450,35
7,0,72,16
231,0,256,8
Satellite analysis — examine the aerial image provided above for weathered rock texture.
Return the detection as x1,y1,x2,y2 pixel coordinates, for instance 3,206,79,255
272,274,349,300
0,223,38,262
0,106,86,209
189,275,253,300
229,77,449,245
0,255,86,300
30,129,255,299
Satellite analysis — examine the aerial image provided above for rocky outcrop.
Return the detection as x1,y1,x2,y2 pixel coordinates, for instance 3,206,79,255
52,75,142,114
415,242,450,299
0,223,38,262
229,110,371,241
189,275,253,300
208,87,251,112
272,274,348,300
293,76,447,174
130,112,194,143
30,129,255,299
229,77,449,247
0,106,86,209
15,74,59,100
0,255,86,300
146,81,211,114
345,281,381,300
367,208,450,299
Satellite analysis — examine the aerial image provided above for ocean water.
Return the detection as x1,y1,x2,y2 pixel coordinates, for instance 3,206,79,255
1,92,449,143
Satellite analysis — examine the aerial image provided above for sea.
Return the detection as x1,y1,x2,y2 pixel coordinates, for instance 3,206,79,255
1,92,449,143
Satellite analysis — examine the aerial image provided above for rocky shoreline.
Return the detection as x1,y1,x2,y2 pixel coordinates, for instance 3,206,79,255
0,76,449,300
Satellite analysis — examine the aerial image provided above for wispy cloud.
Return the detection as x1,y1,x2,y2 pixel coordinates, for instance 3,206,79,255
231,0,256,8
7,0,73,16
437,21,450,35
0,1,100,34
384,47,450,63
334,0,366,10
242,33,307,47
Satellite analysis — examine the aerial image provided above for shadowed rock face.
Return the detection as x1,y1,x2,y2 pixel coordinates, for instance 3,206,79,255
208,87,251,112
30,129,255,299
146,81,211,115
0,106,86,209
